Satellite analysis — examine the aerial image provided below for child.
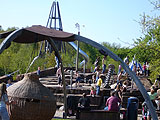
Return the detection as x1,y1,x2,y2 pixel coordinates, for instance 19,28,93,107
96,75,103,95
37,67,41,76
75,70,81,87
90,86,96,97
137,66,140,76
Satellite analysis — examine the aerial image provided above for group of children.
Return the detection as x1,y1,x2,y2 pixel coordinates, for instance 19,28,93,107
132,62,149,76
93,55,107,73
89,75,103,96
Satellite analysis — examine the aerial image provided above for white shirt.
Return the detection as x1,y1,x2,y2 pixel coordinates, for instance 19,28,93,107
124,57,129,64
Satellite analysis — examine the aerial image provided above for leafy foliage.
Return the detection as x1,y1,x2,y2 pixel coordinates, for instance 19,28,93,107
132,0,160,81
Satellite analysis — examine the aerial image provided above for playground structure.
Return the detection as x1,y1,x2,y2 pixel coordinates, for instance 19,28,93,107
46,1,89,68
26,1,89,73
0,25,158,120
0,1,158,120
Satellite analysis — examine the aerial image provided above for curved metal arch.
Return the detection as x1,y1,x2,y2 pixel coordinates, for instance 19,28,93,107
0,29,22,54
74,35,158,120
0,29,158,120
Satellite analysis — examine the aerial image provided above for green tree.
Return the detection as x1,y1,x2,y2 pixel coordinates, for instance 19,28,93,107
133,0,160,80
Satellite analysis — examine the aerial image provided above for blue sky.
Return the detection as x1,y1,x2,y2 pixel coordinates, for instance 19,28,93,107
0,0,157,47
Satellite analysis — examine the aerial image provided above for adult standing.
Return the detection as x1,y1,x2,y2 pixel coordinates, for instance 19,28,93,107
102,55,107,74
0,83,15,120
93,57,100,73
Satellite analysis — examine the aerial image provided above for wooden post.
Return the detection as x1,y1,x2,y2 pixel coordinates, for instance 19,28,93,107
48,38,68,119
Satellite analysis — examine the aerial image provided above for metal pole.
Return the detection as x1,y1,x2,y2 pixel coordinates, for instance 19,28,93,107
76,32,80,71
84,60,86,73
75,23,80,71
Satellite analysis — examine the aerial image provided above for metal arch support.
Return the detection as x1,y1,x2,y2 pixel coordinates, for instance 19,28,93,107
0,29,22,54
74,35,158,120
47,38,68,119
